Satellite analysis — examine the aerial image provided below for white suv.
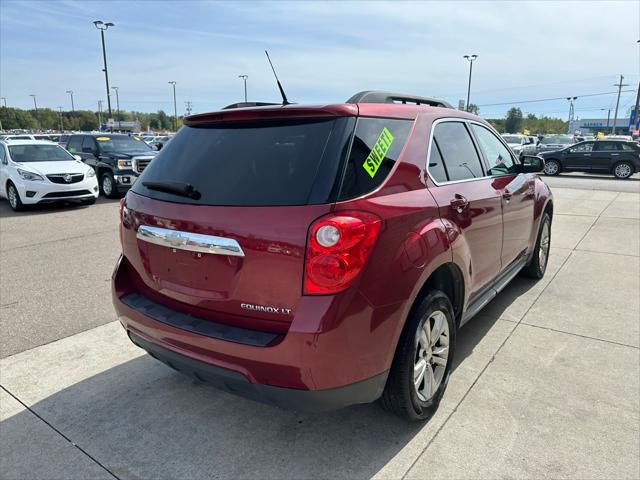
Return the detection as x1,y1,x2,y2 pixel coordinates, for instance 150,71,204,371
0,140,99,211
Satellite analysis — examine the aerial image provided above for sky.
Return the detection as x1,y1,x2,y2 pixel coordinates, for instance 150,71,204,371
1,0,639,121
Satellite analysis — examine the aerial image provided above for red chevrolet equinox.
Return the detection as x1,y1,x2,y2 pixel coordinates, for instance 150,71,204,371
112,91,553,420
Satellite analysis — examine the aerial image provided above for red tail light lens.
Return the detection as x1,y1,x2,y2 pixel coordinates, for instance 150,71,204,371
304,211,382,294
119,197,132,231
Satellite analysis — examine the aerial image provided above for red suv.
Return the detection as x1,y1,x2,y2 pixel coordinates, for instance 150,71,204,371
112,91,553,420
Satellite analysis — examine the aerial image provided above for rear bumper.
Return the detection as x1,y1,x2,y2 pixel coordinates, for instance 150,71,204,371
112,255,402,410
129,329,387,412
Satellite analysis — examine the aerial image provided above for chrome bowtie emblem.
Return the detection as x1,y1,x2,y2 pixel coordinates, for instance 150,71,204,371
166,231,186,247
63,174,73,183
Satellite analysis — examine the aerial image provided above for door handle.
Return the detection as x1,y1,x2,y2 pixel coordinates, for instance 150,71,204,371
450,194,469,213
611,153,620,156
584,153,591,156
502,190,513,202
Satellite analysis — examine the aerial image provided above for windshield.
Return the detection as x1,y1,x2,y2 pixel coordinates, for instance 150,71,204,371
502,135,522,144
542,135,573,145
96,136,152,153
8,144,75,162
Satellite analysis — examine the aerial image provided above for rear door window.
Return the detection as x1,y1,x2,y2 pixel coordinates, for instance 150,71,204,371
427,139,448,183
134,118,354,206
594,142,621,152
431,122,484,182
82,137,96,153
338,118,413,200
66,136,83,153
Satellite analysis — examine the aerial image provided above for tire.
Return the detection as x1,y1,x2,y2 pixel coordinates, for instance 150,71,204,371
522,212,551,279
100,172,117,198
543,159,561,176
6,182,25,211
380,290,456,421
613,161,633,180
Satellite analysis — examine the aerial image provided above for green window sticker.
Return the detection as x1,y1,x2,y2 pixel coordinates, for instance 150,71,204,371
362,127,394,178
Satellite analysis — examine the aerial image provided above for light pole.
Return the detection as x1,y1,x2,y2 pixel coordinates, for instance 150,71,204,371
98,100,103,129
612,75,629,135
168,81,177,132
0,97,6,108
29,94,38,127
93,20,114,121
600,108,612,131
238,75,248,102
111,86,120,128
566,96,577,134
66,90,75,112
463,54,478,112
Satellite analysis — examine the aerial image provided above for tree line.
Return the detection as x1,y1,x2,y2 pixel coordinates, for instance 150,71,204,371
487,107,568,134
1,105,568,134
0,106,181,132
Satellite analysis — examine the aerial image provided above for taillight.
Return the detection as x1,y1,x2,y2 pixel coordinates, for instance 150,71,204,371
304,211,382,295
119,197,131,230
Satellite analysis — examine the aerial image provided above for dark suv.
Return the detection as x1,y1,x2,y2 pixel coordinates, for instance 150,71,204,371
540,139,640,179
66,134,157,197
112,91,553,420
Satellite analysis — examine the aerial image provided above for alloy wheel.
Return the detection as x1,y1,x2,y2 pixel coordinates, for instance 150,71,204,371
102,176,113,196
414,310,450,402
544,161,559,175
8,185,18,209
614,163,632,179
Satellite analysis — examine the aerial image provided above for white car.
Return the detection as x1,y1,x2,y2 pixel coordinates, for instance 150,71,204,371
501,134,537,156
0,140,99,211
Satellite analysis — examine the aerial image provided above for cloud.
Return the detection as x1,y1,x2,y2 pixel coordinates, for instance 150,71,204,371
1,0,637,118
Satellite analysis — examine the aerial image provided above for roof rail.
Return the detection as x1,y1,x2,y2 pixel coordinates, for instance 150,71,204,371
222,101,281,110
346,91,453,109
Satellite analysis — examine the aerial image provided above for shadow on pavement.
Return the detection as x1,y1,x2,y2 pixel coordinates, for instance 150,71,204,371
0,196,119,218
0,277,542,479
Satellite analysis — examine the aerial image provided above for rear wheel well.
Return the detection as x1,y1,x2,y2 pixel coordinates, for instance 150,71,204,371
544,200,554,220
413,263,464,327
611,159,635,172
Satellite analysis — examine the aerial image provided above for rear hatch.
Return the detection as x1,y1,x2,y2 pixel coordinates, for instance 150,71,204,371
120,110,356,331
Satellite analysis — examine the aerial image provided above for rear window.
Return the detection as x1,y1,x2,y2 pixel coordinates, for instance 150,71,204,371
133,118,354,206
338,118,413,200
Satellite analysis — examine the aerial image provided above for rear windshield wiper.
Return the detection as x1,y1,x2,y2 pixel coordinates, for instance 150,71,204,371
142,181,202,200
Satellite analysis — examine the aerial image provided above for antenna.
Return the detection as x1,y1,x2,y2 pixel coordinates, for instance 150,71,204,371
265,50,291,105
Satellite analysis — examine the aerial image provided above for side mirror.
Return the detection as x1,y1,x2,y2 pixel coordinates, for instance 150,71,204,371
73,155,82,161
520,155,544,173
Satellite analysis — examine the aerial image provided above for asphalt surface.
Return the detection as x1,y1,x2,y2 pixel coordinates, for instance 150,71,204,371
0,197,122,358
0,174,638,480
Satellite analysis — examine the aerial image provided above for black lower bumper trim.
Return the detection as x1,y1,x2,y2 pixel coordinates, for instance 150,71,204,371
128,331,388,412
121,293,280,347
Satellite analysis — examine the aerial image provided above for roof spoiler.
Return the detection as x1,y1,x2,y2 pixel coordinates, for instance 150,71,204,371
222,101,281,110
346,91,453,109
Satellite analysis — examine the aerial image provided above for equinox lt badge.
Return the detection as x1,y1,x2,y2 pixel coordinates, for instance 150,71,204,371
241,303,292,315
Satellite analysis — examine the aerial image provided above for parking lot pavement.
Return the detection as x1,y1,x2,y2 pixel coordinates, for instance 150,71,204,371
0,198,122,358
543,172,640,193
0,179,638,480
